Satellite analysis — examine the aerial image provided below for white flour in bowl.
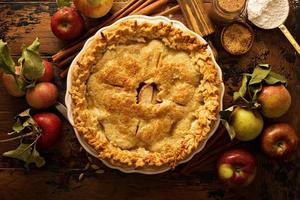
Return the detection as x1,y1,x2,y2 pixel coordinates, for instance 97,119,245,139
247,0,289,29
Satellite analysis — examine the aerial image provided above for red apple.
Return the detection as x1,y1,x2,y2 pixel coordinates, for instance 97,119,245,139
26,82,58,109
217,149,257,187
51,7,85,41
257,84,291,118
74,0,113,18
33,112,62,150
2,66,25,97
261,123,298,158
38,60,54,82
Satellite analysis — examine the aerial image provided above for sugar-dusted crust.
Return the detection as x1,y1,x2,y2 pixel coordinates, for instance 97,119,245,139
70,20,221,169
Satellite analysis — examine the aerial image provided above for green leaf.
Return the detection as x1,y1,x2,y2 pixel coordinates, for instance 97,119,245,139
12,118,25,133
27,38,40,53
219,106,235,121
14,75,26,92
3,143,31,161
18,108,31,117
258,64,270,68
219,106,236,140
233,74,251,101
264,71,287,86
57,0,71,7
0,40,15,74
222,122,236,140
19,38,44,81
249,64,271,85
12,109,41,135
18,38,40,65
25,146,46,168
3,143,45,168
249,84,263,103
20,49,44,80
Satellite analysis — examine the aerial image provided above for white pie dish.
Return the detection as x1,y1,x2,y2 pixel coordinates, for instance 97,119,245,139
65,15,225,174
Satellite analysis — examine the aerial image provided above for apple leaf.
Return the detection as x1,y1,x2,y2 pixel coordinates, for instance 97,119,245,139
249,84,263,104
233,73,251,102
264,71,287,86
57,0,71,7
2,108,45,168
248,64,271,85
19,38,44,81
12,118,26,134
14,75,27,92
27,38,40,53
0,40,15,75
3,143,45,168
219,106,236,140
25,146,46,168
20,49,44,80
11,109,40,135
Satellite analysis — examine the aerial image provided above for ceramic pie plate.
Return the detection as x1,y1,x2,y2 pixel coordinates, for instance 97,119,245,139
65,15,225,174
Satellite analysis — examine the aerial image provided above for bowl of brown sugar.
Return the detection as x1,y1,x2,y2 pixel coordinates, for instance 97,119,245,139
221,21,254,55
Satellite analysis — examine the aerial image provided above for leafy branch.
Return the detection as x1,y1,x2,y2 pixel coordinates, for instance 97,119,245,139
0,38,45,92
233,64,287,109
221,64,288,140
1,109,45,168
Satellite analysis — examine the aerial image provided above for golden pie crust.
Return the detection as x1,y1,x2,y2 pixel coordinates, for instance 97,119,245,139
70,20,221,169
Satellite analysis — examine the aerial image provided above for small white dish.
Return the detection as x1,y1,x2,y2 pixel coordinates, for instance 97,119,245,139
65,15,225,174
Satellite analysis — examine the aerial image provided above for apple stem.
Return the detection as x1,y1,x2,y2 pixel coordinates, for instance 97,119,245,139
235,166,241,173
0,132,34,142
18,135,41,155
276,141,283,148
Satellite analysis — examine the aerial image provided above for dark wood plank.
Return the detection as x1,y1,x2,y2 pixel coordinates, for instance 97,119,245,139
0,2,62,56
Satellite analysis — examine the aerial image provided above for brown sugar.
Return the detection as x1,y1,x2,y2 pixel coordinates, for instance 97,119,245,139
218,0,246,12
222,22,254,55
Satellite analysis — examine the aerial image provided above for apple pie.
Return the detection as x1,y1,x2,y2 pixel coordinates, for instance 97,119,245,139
70,19,221,169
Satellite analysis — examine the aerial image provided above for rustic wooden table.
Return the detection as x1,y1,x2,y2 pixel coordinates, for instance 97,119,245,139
0,0,299,199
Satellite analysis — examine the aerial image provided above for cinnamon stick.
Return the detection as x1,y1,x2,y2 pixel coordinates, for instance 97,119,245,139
131,0,156,14
60,67,69,79
153,4,180,16
114,0,145,20
57,53,77,68
136,0,169,15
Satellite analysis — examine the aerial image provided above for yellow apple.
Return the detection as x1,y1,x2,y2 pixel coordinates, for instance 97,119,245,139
230,107,264,141
73,0,113,18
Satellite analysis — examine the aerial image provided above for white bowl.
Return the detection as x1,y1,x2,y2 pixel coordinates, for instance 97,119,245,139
65,15,225,174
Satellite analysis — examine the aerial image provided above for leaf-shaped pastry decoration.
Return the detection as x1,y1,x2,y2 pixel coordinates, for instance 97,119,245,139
0,40,15,75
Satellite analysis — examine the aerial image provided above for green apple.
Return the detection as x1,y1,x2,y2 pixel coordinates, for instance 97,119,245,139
230,107,264,141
